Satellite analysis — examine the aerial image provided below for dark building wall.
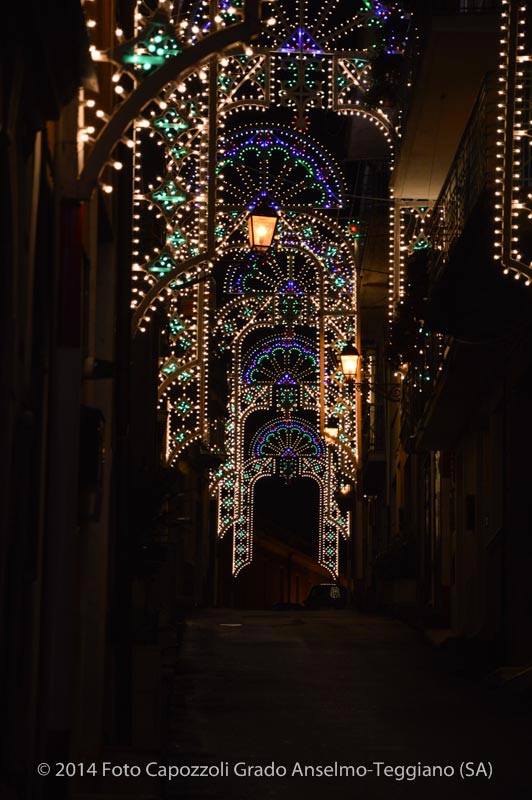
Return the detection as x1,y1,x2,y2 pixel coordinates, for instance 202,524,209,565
0,3,96,795
389,322,532,666
504,332,532,663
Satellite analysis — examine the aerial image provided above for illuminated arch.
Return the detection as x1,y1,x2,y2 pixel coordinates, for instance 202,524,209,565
233,451,344,578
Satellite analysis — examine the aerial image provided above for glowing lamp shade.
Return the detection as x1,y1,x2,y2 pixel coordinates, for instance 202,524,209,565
247,204,278,251
325,416,339,439
340,341,360,379
334,482,355,512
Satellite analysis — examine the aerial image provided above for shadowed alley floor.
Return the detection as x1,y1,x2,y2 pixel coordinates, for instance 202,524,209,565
158,609,531,799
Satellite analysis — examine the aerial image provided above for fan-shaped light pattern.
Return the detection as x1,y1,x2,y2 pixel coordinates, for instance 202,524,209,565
220,127,344,208
252,417,324,459
242,335,318,385
222,247,317,295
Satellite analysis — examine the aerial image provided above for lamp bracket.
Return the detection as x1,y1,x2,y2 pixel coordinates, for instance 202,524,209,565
349,381,401,402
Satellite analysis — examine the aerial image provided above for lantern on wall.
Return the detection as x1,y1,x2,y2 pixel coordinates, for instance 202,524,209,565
340,341,361,380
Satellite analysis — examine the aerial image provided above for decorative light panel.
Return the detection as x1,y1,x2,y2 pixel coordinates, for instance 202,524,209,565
495,0,532,284
255,0,409,129
389,203,433,309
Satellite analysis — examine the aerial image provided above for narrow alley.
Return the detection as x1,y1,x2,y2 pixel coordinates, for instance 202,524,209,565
3,3,532,799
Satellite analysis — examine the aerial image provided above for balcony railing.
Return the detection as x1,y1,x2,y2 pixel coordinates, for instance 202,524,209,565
426,73,498,282
397,75,500,440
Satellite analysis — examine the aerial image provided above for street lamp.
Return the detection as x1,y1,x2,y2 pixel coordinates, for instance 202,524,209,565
334,481,355,513
339,341,361,380
339,341,400,402
247,201,278,251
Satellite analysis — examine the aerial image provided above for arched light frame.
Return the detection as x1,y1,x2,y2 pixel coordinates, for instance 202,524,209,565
117,1,410,580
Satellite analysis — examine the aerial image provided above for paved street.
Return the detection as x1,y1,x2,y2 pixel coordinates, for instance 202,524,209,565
162,609,531,799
